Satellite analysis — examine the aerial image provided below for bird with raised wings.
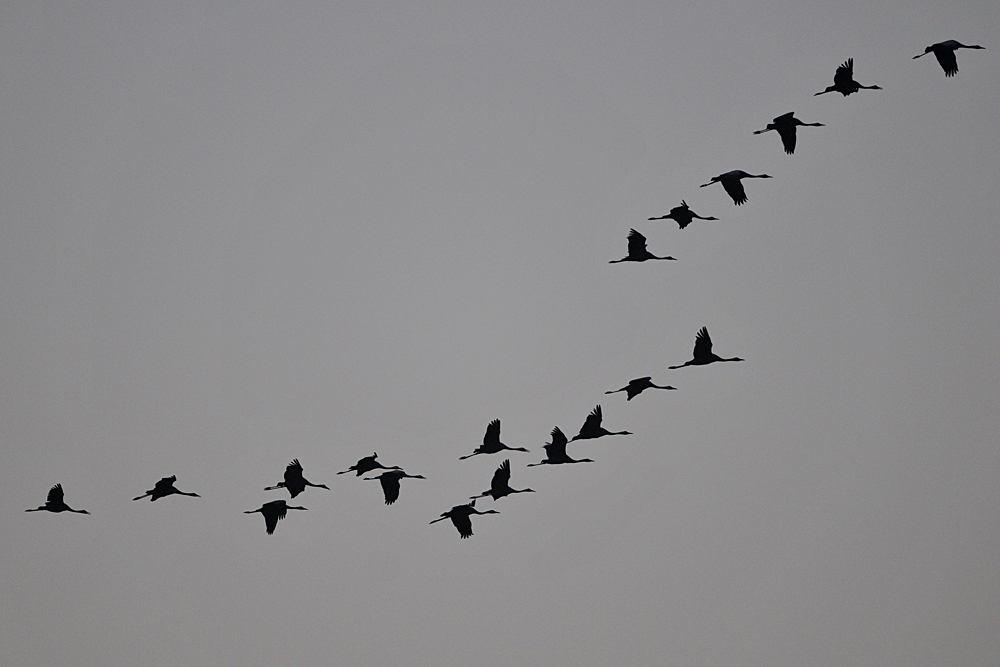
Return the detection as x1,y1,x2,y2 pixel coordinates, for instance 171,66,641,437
814,58,882,96
459,419,528,460
753,112,824,155
700,171,772,206
669,327,744,369
364,470,425,505
648,200,718,230
245,499,307,535
913,40,983,77
26,484,89,514
471,459,535,501
429,499,498,539
605,377,677,401
265,459,330,498
337,453,401,477
527,427,594,467
570,405,631,442
133,476,200,501
609,229,676,263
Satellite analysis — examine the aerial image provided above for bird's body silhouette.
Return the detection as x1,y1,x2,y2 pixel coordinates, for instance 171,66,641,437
527,427,594,466
364,470,425,505
133,476,200,501
26,484,89,514
429,499,498,538
337,453,401,477
265,459,329,498
669,327,744,369
815,58,882,96
244,499,307,535
913,40,983,77
605,377,677,401
648,200,718,230
700,171,772,205
609,229,676,263
459,419,528,460
753,112,825,155
471,459,535,501
570,405,632,442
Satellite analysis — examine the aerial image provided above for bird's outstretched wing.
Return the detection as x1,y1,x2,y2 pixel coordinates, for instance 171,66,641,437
380,476,401,505
548,427,568,456
834,59,854,88
779,126,796,154
452,513,474,539
484,419,501,447
626,229,647,257
492,459,511,492
47,484,64,505
285,459,304,483
582,406,603,431
934,49,959,76
721,178,747,205
693,327,714,360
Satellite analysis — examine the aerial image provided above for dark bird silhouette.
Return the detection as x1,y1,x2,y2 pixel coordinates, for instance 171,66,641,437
609,229,676,263
337,452,401,477
26,484,89,514
815,58,882,96
699,171,772,205
570,405,631,441
669,327,744,369
648,200,718,230
429,499,498,538
244,499,307,535
913,40,983,77
364,470,425,505
459,419,528,460
527,427,594,467
265,459,330,498
471,459,535,501
605,377,677,401
132,475,200,501
753,112,825,155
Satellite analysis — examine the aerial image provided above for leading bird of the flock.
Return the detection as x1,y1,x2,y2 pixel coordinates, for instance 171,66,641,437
605,377,677,401
700,170,772,206
265,459,329,498
337,452,401,477
132,476,200,501
471,459,535,501
669,327,744,369
429,499,499,539
26,484,89,514
609,229,676,263
753,112,825,155
647,200,718,230
570,405,632,442
527,427,594,467
244,499,307,535
814,58,882,96
459,419,528,460
913,40,983,77
364,470,425,506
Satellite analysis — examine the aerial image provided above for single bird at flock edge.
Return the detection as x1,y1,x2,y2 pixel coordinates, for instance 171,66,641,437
700,170,772,206
26,484,89,514
913,40,983,77
753,112,825,155
669,327,744,369
430,499,499,538
609,229,676,263
648,200,718,229
132,476,200,501
814,58,882,96
245,499,307,535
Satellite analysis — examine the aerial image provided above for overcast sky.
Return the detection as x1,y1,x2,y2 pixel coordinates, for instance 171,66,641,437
2,2,999,666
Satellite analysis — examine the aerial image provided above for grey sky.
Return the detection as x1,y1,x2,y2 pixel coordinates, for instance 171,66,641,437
2,2,999,666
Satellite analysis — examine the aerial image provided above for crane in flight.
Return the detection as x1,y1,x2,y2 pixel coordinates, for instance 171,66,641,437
753,112,824,155
814,58,882,96
133,476,200,501
527,427,594,466
570,405,632,441
647,201,718,230
913,40,983,77
265,459,330,498
364,470,425,505
471,459,535,501
459,419,528,460
430,499,498,538
700,171,772,206
669,327,744,369
337,453,401,477
605,377,677,401
609,229,676,263
244,499,307,535
26,484,89,514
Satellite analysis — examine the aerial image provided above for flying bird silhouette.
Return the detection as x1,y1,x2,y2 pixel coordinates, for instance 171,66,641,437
429,499,498,538
753,112,825,155
527,427,594,467
913,40,983,77
244,499,307,535
814,58,882,96
459,419,528,460
605,377,677,401
364,470,425,505
648,200,718,229
133,476,200,501
669,327,744,369
265,459,330,498
26,484,89,514
471,459,535,501
609,229,676,263
337,453,402,477
570,405,632,441
699,171,772,206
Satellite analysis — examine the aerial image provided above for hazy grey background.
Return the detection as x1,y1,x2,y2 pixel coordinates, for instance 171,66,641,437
2,2,998,666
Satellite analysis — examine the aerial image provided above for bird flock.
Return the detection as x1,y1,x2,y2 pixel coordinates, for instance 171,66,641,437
25,41,984,539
